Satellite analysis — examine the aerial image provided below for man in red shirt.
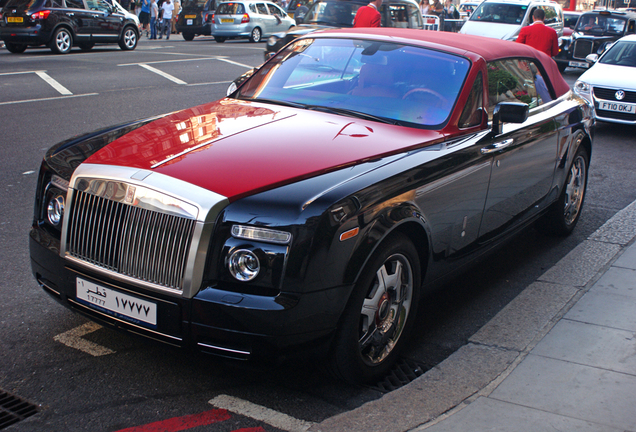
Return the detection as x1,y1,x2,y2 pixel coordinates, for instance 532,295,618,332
516,8,559,57
353,0,383,27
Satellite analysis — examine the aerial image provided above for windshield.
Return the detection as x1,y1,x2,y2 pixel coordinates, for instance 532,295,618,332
302,1,362,26
470,2,527,24
575,14,627,35
216,2,245,13
600,40,636,66
235,38,470,128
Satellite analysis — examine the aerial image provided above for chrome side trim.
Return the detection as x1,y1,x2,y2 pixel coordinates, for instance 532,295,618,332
61,164,230,299
197,342,251,356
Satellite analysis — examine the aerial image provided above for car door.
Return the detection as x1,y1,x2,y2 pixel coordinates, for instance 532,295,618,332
63,0,93,42
85,0,124,42
266,2,287,32
254,2,275,34
477,58,559,240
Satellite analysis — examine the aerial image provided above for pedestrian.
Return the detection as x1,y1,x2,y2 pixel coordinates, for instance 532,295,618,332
159,0,174,39
150,0,159,39
353,0,383,27
516,8,559,57
172,0,180,34
443,0,458,31
420,0,429,15
139,0,151,37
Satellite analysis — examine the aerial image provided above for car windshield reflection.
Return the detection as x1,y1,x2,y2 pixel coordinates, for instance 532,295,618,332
236,37,470,128
599,40,636,66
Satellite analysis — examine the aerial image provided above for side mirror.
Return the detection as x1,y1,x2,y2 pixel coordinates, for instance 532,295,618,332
585,53,598,64
491,101,528,135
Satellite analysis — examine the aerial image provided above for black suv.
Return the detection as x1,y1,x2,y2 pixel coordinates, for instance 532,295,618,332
555,9,636,72
1,0,139,54
176,0,217,41
264,0,423,61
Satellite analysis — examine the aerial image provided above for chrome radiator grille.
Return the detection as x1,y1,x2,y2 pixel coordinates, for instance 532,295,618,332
572,39,593,60
66,189,196,290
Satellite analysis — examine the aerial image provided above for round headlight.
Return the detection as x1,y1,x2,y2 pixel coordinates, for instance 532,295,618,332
47,195,65,227
228,249,260,282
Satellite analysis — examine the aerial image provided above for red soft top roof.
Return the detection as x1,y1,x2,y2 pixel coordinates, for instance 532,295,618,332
315,28,571,98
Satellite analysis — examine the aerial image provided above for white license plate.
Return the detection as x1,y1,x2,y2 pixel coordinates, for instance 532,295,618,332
76,277,157,326
569,61,589,68
599,101,636,114
187,19,193,25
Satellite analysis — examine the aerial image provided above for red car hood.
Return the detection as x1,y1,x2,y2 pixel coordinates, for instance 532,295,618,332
86,99,445,201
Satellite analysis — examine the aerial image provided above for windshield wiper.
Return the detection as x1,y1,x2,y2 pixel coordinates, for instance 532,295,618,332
248,98,308,109
307,105,399,125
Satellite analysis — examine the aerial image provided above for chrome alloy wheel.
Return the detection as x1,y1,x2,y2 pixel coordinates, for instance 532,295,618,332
55,30,71,53
123,28,137,48
359,253,413,365
563,152,587,226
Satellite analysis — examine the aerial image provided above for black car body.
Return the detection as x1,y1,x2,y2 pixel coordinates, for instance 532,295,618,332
555,9,636,72
176,0,217,40
264,0,422,61
0,0,139,53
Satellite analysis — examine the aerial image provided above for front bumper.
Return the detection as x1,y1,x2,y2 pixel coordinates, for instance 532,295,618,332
30,225,348,361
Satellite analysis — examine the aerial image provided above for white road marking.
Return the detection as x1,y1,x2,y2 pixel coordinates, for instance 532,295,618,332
209,395,315,432
0,93,98,106
53,322,115,357
138,63,188,84
118,56,254,69
35,71,73,95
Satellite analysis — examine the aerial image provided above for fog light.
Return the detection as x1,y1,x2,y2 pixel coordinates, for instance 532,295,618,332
47,195,65,227
228,249,260,281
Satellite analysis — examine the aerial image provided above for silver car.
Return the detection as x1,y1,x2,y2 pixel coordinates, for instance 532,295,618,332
211,1,295,43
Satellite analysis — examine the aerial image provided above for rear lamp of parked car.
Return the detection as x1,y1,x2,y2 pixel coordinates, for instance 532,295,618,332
211,13,215,23
205,12,212,22
31,10,51,20
231,225,291,244
241,13,249,23
228,249,260,281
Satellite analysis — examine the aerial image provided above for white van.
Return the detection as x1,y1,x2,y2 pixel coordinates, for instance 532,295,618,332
459,0,563,41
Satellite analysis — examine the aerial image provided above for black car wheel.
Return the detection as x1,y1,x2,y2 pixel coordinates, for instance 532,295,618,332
328,232,421,383
119,26,138,50
49,27,72,54
537,135,589,236
183,32,195,41
249,27,262,43
78,42,95,51
557,62,567,73
5,42,27,53
214,36,226,43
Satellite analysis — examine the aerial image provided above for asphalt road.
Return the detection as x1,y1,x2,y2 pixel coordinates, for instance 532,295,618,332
1,37,635,432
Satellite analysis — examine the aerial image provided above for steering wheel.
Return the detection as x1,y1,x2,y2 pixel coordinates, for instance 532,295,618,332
402,88,448,107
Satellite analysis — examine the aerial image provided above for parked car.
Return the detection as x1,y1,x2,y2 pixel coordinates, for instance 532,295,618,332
264,0,422,61
555,9,636,72
459,0,563,41
574,34,636,125
0,0,139,54
210,0,295,42
458,1,480,19
30,29,594,383
176,0,218,41
562,9,581,36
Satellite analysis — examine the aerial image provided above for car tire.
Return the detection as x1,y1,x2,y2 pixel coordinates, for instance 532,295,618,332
327,232,421,384
249,27,262,43
5,42,27,53
557,62,567,73
183,32,195,41
49,27,73,54
119,26,138,50
536,136,589,236
214,36,227,43
78,42,94,51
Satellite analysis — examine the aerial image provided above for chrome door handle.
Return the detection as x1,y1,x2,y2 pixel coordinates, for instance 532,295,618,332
481,138,514,154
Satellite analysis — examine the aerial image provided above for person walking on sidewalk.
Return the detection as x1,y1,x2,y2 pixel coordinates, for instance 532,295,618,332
353,0,383,27
516,8,559,57
150,0,159,39
159,0,174,39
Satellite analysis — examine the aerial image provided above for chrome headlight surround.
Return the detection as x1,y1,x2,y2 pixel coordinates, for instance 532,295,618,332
43,174,70,230
573,80,593,105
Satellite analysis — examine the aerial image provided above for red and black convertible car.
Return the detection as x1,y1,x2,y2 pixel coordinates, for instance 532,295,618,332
30,28,594,383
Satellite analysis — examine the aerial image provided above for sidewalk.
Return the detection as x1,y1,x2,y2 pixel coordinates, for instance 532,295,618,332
311,200,636,432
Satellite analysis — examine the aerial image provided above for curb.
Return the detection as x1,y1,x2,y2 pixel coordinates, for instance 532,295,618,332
309,199,636,432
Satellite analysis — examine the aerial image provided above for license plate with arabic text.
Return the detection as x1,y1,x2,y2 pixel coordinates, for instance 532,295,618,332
599,101,636,114
76,277,157,327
